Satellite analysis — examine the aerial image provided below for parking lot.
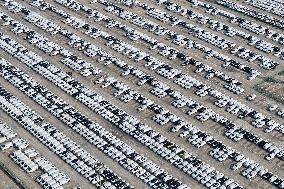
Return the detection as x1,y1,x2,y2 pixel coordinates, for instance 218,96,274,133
0,0,283,189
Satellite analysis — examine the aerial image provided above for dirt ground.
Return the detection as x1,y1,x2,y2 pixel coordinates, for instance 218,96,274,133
0,0,283,188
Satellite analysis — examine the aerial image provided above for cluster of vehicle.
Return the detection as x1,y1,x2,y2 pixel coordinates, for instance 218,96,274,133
0,83,134,189
187,0,284,46
54,0,248,89
0,121,17,145
110,1,282,79
0,22,247,189
25,31,101,76
246,0,284,18
36,174,64,189
144,1,281,70
96,0,260,80
95,75,284,188
90,48,284,164
97,1,251,92
25,0,247,108
3,0,284,176
0,58,191,189
216,0,284,30
163,1,284,58
0,121,71,189
0,0,283,189
34,156,71,188
10,150,39,173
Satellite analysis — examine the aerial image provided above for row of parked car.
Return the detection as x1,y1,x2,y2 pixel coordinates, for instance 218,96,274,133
0,82,131,189
31,0,284,188
97,73,284,161
55,0,281,132
25,31,101,76
216,0,284,30
137,0,280,69
3,0,283,159
34,156,71,188
246,0,284,18
160,0,284,58
0,121,17,145
52,0,250,87
9,0,283,160
161,4,281,59
0,121,70,189
0,20,246,189
10,150,36,173
87,0,281,130
95,0,262,80
0,55,191,189
106,0,279,75
0,0,283,189
96,73,284,179
187,0,284,46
